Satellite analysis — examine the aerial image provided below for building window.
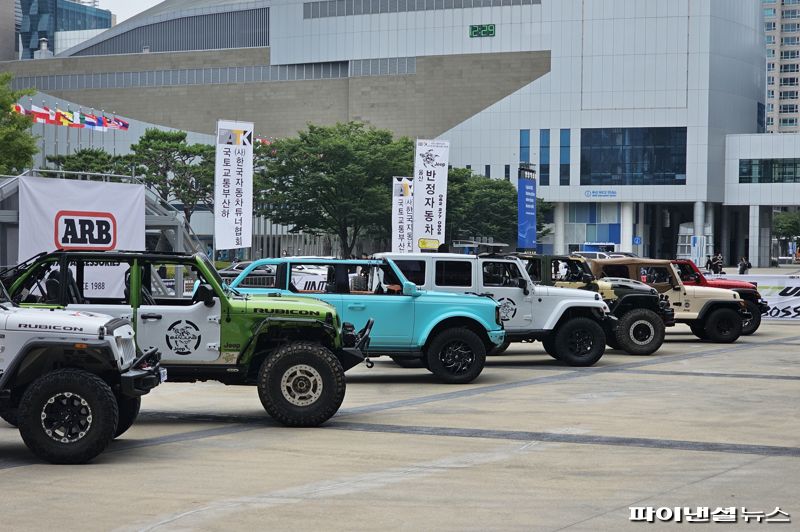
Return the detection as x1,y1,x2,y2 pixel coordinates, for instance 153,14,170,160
782,50,800,60
783,23,800,32
782,36,800,45
781,64,800,73
780,104,799,113
768,103,775,112
484,164,491,178
539,129,550,186
769,90,776,99
768,62,776,71
767,117,775,126
785,9,800,18
767,35,776,44
740,158,800,183
466,164,471,170
769,76,776,85
559,128,570,186
781,90,798,99
780,117,799,126
580,127,687,186
766,22,777,32
504,164,510,180
519,129,530,163
764,7,777,16
780,76,798,86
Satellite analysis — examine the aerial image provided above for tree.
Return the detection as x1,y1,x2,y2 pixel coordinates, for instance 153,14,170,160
0,72,38,175
536,197,554,240
773,210,800,245
130,129,213,222
256,122,413,257
47,148,132,177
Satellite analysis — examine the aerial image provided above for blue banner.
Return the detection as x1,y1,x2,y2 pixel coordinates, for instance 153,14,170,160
517,177,537,250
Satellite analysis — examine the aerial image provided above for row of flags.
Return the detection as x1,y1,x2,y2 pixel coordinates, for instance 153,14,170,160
12,103,130,132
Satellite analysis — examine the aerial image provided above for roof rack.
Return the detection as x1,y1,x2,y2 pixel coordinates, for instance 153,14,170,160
452,240,510,257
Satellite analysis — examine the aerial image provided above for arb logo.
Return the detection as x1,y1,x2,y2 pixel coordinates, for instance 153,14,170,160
54,210,117,250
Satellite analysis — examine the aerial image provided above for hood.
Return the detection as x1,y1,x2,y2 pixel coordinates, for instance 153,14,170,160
686,285,740,300
536,285,600,300
1,307,112,336
417,289,498,307
244,294,339,318
705,278,757,290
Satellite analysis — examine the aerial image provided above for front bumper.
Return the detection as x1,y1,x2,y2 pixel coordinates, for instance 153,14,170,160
758,300,770,315
659,306,677,327
488,329,506,347
119,347,163,397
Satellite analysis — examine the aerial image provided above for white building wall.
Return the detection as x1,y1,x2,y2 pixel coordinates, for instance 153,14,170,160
725,133,800,206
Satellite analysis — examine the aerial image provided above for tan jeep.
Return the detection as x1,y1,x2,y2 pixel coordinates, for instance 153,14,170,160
588,258,750,343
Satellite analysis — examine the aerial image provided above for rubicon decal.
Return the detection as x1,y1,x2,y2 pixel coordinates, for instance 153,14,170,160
54,210,117,250
18,324,84,331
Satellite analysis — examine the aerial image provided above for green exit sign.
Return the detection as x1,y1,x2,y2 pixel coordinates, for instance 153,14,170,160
469,24,496,38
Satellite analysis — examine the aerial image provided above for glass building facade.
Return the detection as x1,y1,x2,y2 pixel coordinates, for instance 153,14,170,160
739,158,800,183
539,129,550,186
579,127,688,186
19,0,111,59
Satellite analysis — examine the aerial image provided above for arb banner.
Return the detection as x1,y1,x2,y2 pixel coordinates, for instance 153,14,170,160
17,176,145,298
214,120,254,250
412,139,449,252
391,177,414,253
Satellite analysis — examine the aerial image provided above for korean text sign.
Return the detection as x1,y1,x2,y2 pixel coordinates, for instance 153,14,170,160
412,139,449,252
214,120,254,250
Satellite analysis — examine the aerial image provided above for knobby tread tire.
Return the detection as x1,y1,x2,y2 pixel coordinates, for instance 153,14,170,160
741,300,762,336
257,342,345,427
114,395,141,438
0,406,19,427
703,308,742,343
615,308,665,356
18,368,118,464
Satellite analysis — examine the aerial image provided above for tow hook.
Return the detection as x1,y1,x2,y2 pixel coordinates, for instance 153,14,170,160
364,358,374,369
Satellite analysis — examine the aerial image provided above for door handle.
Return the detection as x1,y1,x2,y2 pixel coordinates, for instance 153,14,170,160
347,304,366,310
140,313,163,320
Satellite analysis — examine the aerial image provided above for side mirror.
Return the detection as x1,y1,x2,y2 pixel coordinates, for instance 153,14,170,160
517,277,530,296
402,281,419,296
195,283,216,307
672,285,682,292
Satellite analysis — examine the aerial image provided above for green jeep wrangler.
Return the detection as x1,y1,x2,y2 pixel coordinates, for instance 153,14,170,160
2,251,369,427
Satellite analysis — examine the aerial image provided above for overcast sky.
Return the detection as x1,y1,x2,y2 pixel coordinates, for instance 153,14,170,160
100,0,163,23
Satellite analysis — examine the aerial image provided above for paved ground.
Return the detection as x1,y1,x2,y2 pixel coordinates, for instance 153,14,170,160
1,323,798,531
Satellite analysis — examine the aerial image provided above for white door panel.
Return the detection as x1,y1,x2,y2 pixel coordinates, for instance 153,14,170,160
136,300,222,363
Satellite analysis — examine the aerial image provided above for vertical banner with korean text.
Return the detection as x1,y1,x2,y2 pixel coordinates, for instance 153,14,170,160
391,177,414,253
214,120,254,250
517,176,537,250
412,139,450,252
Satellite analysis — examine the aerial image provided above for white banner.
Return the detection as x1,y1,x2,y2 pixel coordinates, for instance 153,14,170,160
18,176,145,298
214,120,254,250
712,274,800,321
412,139,449,252
391,177,414,253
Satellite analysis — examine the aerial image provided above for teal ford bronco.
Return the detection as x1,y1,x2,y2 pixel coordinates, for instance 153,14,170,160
229,258,506,384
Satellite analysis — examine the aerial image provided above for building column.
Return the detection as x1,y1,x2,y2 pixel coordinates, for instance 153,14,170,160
748,206,760,268
620,202,634,253
720,206,731,267
734,208,747,263
553,202,566,254
748,206,773,268
654,205,663,259
693,201,705,238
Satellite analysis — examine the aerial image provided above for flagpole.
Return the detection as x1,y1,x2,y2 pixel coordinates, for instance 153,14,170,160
112,110,117,157
90,108,95,148
66,104,71,156
78,106,82,151
41,99,47,169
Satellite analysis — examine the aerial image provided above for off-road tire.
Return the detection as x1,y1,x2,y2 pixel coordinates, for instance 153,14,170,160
489,339,511,356
542,336,560,360
703,308,742,343
0,405,19,427
553,317,605,366
390,356,425,368
615,308,665,356
741,301,762,336
689,322,707,340
257,342,345,427
17,369,118,464
606,335,621,350
114,395,141,438
425,328,486,384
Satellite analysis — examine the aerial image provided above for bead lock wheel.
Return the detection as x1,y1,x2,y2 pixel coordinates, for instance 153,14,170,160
41,392,93,444
630,320,655,346
280,364,324,407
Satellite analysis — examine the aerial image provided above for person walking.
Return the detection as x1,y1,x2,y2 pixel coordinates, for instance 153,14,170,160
711,252,723,274
704,255,713,272
738,256,752,275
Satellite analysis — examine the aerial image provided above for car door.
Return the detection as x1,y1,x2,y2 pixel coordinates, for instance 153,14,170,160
338,262,414,349
478,259,532,330
134,261,222,364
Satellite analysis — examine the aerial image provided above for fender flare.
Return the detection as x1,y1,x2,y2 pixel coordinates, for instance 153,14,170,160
541,300,608,331
611,293,660,315
696,300,745,322
418,311,498,347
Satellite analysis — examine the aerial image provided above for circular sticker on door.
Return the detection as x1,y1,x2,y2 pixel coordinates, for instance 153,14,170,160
497,298,517,321
166,320,201,355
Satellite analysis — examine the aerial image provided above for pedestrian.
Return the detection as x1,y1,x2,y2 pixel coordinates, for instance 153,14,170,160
711,252,723,274
704,255,713,272
738,256,752,275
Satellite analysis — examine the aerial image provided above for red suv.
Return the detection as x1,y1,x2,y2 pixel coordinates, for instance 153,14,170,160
672,259,769,335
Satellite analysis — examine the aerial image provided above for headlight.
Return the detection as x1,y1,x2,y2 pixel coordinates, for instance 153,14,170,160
495,306,501,325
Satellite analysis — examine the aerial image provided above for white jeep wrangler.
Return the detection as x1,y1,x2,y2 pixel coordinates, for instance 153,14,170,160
379,252,615,366
0,280,162,464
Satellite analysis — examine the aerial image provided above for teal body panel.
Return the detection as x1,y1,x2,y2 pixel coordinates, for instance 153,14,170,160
230,258,505,351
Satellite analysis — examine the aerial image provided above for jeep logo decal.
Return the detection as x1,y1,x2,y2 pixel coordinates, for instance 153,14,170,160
54,210,117,250
497,298,517,321
165,320,201,356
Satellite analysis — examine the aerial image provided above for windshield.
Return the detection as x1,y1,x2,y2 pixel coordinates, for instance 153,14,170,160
0,279,12,305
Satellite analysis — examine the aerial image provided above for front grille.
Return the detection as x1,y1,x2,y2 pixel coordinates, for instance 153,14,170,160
116,336,136,366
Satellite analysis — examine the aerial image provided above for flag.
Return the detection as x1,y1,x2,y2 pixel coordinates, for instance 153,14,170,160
68,110,84,128
12,103,27,115
56,108,72,127
81,112,107,131
108,117,129,131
